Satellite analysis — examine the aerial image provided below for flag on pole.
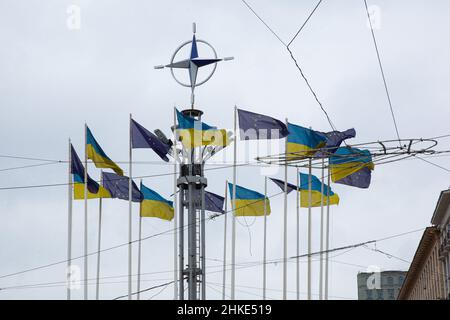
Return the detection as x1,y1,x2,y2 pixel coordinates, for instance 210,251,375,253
315,128,356,157
237,109,289,140
130,119,171,162
329,147,374,188
269,178,298,194
176,109,229,148
71,144,111,199
299,173,339,207
139,183,174,221
228,183,271,216
335,166,372,189
204,191,225,214
101,172,142,202
286,123,327,159
86,126,124,176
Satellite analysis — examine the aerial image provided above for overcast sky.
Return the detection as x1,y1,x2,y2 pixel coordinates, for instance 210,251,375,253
0,0,449,300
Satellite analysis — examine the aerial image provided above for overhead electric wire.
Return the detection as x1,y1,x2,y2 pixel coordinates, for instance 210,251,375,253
0,228,424,296
0,224,424,283
0,161,254,191
0,162,61,172
363,0,401,145
0,189,286,280
113,279,177,300
240,0,287,46
413,155,450,173
287,0,323,47
239,0,337,132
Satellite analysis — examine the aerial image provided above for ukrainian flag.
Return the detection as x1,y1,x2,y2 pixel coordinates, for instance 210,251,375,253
73,174,112,200
70,144,111,200
329,147,374,183
176,109,229,149
287,123,327,159
299,173,339,207
140,183,174,221
86,126,124,176
228,183,271,217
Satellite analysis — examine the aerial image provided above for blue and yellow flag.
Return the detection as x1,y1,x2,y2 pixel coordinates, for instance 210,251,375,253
299,173,339,207
287,123,327,159
176,109,229,149
140,183,174,221
329,147,374,185
228,183,271,217
86,126,124,176
70,144,111,200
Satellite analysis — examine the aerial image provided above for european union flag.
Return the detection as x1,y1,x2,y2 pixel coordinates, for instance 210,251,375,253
269,178,298,194
335,166,372,189
237,109,289,140
315,128,356,157
205,191,225,214
101,172,142,202
131,119,171,162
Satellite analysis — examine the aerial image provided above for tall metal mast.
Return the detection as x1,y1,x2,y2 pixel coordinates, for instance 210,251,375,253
155,23,233,300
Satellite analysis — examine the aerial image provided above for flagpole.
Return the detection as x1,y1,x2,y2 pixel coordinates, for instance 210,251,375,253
325,163,331,300
283,118,288,300
201,182,206,300
231,106,237,300
263,176,267,300
319,158,325,300
83,123,88,300
296,165,300,300
95,171,103,300
67,138,73,300
137,193,143,300
222,179,228,300
173,107,178,300
307,157,312,300
128,113,133,300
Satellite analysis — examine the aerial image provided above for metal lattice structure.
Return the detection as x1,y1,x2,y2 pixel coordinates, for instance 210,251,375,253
155,23,233,300
256,138,440,169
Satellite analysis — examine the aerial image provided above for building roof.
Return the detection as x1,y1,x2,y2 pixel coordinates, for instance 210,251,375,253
397,227,439,300
431,189,450,226
358,270,407,275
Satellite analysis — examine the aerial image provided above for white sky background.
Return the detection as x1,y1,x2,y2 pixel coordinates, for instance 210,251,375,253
0,0,449,300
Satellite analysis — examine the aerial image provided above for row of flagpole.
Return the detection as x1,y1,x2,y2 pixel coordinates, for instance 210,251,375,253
66,115,169,300
226,107,333,300
83,124,88,300
65,107,337,300
95,172,103,300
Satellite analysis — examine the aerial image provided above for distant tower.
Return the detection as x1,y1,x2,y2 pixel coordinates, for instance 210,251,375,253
155,23,233,300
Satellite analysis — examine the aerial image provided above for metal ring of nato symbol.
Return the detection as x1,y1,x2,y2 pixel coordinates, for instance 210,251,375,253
169,38,218,88
154,23,233,106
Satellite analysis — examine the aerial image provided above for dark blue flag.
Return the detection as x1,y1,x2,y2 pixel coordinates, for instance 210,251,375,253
334,166,372,189
237,109,289,140
269,178,298,193
131,119,171,162
70,144,100,194
315,128,356,158
205,191,225,214
102,172,142,202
